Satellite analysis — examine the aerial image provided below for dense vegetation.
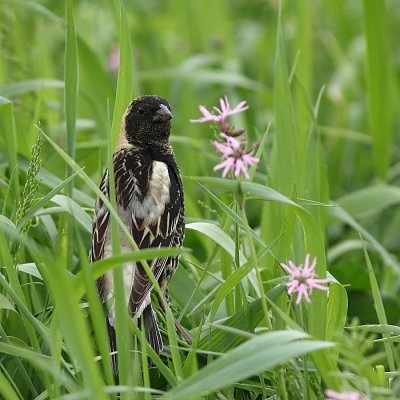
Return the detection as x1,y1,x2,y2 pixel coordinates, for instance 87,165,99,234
1,0,400,399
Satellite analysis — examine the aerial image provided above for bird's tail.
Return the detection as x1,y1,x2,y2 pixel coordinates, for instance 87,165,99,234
106,304,163,376
106,317,118,375
141,303,163,356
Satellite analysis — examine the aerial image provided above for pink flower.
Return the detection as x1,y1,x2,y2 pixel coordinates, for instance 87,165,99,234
190,105,221,123
190,96,258,178
108,47,120,72
280,254,329,304
212,133,259,179
325,389,368,400
190,96,248,126
213,96,248,120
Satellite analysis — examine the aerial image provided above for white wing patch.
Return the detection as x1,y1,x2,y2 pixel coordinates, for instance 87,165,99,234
132,161,170,224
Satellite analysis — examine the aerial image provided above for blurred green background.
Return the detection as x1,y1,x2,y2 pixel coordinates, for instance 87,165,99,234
2,0,400,322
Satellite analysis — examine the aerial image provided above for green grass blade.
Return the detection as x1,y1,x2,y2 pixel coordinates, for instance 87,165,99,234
197,183,271,250
163,331,333,400
0,97,20,204
64,0,78,176
326,283,348,342
16,171,80,229
106,2,136,381
0,370,21,400
166,305,184,381
43,253,107,397
210,247,271,322
108,116,133,391
0,79,64,97
0,343,76,391
363,0,393,180
338,184,400,220
130,321,177,386
75,226,114,385
362,240,397,371
191,177,301,208
110,0,134,148
198,286,285,353
186,222,246,264
74,247,184,298
271,4,299,193
330,206,400,274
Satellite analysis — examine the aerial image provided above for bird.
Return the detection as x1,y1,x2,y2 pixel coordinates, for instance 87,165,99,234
90,95,185,374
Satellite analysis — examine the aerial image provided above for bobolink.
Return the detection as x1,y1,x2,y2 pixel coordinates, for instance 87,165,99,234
91,95,185,373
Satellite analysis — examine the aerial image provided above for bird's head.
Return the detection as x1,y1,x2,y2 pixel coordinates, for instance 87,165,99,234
123,95,173,147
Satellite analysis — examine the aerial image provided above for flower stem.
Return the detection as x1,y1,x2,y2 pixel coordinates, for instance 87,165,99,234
299,304,310,400
239,186,272,330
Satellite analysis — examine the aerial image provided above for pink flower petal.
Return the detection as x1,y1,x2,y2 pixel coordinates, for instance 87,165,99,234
234,159,250,179
213,97,249,119
308,280,330,291
213,158,235,178
190,105,219,123
191,96,249,125
280,262,295,275
109,47,120,71
325,389,366,400
287,280,299,295
212,141,234,157
295,285,310,304
280,254,329,304
242,153,259,166
220,133,241,149
221,96,230,114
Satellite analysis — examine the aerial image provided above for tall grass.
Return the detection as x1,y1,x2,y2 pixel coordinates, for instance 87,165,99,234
0,0,400,399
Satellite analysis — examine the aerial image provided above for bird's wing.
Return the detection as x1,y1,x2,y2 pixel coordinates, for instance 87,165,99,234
129,164,184,315
91,169,111,301
91,168,110,263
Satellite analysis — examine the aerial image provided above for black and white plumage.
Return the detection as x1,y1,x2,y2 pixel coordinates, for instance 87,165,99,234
91,95,184,373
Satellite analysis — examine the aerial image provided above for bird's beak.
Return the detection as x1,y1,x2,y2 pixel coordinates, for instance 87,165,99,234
153,104,173,122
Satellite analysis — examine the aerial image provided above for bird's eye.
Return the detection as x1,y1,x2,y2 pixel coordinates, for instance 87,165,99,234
138,107,145,115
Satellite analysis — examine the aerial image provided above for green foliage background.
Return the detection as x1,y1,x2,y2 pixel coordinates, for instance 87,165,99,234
1,0,400,399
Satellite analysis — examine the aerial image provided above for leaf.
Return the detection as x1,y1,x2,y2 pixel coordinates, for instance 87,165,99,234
363,0,393,179
186,222,246,264
363,242,396,370
17,171,80,229
110,0,134,148
0,216,16,229
64,0,78,189
338,184,400,220
359,324,400,335
326,283,348,341
162,331,334,400
198,285,285,353
0,369,22,400
73,247,186,300
210,249,271,321
0,342,75,390
18,156,93,207
191,177,301,208
272,3,299,193
330,206,400,274
0,79,64,97
197,182,270,250
51,194,92,233
16,263,43,280
0,98,20,202
0,293,15,311
140,68,262,91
